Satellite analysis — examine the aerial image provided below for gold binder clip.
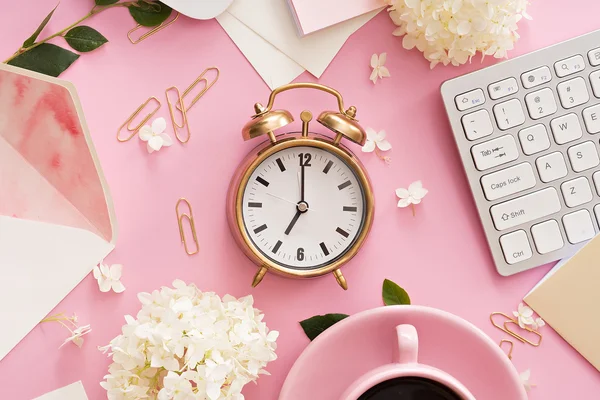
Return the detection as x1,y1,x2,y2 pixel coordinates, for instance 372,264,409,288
176,198,199,255
117,96,161,142
166,86,191,144
128,12,180,44
499,339,514,360
490,312,543,347
176,67,220,112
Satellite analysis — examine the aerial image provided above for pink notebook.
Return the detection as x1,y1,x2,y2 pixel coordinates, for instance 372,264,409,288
287,0,385,36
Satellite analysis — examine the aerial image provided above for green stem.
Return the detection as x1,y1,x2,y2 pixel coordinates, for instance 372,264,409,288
3,1,139,63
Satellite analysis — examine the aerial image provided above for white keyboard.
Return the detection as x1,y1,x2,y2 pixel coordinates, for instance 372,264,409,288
441,29,600,276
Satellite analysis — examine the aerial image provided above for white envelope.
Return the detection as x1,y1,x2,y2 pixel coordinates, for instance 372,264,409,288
34,381,89,400
226,0,379,78
0,63,117,362
216,11,305,89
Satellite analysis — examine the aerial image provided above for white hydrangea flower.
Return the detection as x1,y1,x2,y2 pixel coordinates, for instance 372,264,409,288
59,324,92,349
385,0,531,68
513,302,534,329
520,369,535,392
99,280,278,400
93,263,126,293
370,53,390,84
139,117,173,154
396,180,428,215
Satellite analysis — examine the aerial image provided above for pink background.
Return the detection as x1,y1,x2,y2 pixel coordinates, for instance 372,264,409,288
1,0,599,398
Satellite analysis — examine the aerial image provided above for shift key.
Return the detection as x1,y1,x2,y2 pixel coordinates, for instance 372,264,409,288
490,187,561,230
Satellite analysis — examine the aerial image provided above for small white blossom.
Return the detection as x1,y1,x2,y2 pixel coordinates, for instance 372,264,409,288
386,0,531,68
363,128,392,153
520,369,535,392
139,117,173,153
396,181,428,214
370,53,390,84
93,263,126,293
533,317,545,330
59,324,92,349
513,303,535,329
99,280,278,400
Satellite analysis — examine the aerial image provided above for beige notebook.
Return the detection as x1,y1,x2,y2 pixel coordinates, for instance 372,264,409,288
525,235,600,371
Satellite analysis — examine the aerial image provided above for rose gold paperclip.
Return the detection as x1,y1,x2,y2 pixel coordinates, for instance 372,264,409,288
166,86,191,143
128,12,180,44
176,67,220,112
117,96,161,142
490,312,543,347
176,198,199,255
499,339,514,360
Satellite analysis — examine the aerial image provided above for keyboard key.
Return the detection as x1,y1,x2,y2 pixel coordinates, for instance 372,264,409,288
567,141,599,172
561,177,593,208
536,152,568,183
594,204,600,226
488,77,519,100
592,171,600,195
493,99,526,130
518,124,550,155
583,104,600,133
471,135,519,171
531,220,564,254
590,70,600,98
550,113,583,144
555,55,585,77
455,89,485,111
562,209,595,243
500,230,532,264
588,48,600,66
490,187,561,231
462,109,493,141
524,88,557,120
480,163,536,201
557,77,589,109
521,66,552,89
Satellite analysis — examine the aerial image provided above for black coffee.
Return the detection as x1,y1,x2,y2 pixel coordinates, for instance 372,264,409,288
358,377,462,400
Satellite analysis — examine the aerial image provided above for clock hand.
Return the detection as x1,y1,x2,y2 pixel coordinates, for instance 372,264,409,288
284,210,302,235
266,192,317,211
300,163,305,202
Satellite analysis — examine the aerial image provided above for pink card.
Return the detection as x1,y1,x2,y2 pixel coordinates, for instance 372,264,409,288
287,0,385,36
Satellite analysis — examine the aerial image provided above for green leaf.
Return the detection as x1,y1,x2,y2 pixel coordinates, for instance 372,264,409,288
23,3,59,48
382,279,411,306
128,1,172,27
7,43,79,77
95,0,119,5
64,26,108,52
300,314,349,341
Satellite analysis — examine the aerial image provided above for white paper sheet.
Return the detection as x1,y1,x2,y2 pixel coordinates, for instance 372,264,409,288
216,11,305,89
226,0,380,77
0,217,114,361
34,381,89,400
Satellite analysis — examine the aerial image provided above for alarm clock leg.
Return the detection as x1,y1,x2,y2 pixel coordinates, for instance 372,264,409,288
333,269,348,290
252,266,268,287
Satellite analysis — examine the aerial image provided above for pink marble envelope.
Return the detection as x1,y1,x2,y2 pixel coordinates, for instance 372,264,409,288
0,63,117,362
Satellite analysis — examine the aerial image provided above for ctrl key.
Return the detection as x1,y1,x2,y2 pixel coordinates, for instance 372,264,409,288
500,230,532,264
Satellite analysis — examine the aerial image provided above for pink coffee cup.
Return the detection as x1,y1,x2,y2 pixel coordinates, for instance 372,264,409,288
340,324,476,399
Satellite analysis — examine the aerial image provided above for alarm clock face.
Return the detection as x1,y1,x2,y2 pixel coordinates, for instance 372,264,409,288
242,145,366,270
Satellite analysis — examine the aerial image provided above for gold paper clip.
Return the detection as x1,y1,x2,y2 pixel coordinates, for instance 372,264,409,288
499,339,514,360
128,12,180,44
490,312,543,347
166,86,191,143
176,67,220,112
176,198,199,255
117,96,161,142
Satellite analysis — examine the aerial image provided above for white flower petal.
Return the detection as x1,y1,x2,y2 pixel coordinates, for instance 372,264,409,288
92,266,101,279
366,127,377,141
99,263,110,277
370,68,378,84
109,264,123,280
411,187,428,200
151,117,166,135
138,125,153,141
408,180,423,193
99,278,112,293
112,281,126,293
370,53,378,68
378,52,387,66
362,140,376,153
396,188,410,199
160,133,173,147
148,136,163,152
378,66,391,78
147,142,155,153
397,197,412,208
376,139,392,151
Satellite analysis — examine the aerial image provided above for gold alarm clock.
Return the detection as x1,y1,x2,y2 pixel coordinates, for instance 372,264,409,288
227,83,374,290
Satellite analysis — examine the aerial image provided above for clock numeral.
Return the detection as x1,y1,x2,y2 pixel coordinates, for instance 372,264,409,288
298,152,312,167
297,247,305,261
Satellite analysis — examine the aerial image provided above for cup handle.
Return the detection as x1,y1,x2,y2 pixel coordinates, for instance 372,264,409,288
393,324,418,364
